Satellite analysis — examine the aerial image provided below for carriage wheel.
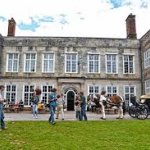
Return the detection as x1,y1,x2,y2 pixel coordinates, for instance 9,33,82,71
137,105,149,120
128,106,137,118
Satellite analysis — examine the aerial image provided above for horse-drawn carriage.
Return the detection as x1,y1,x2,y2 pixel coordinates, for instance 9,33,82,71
87,93,125,119
128,95,150,120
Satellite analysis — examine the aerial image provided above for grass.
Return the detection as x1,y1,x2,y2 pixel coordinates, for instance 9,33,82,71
0,120,150,150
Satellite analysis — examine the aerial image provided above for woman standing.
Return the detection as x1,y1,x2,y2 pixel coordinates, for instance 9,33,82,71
31,88,41,119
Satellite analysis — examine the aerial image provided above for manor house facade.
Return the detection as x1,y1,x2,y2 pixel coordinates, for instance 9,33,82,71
0,14,150,110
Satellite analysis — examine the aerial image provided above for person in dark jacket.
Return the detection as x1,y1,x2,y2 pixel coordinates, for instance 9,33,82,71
0,85,6,131
80,92,87,121
31,88,41,119
48,88,57,125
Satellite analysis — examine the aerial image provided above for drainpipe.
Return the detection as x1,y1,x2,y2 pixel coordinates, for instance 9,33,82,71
139,42,144,95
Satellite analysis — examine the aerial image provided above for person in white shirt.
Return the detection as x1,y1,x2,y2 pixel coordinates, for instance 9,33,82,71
56,94,65,120
99,91,107,120
0,85,6,131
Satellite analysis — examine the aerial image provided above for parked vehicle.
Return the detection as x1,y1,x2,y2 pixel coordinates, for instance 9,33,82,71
128,96,149,120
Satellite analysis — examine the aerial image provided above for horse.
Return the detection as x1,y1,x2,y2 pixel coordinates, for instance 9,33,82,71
94,94,125,119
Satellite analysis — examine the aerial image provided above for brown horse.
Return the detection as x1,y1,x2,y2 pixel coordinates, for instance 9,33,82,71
94,94,125,119
107,95,125,119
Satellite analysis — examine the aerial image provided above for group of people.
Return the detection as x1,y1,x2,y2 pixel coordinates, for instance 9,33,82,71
0,84,124,130
75,92,88,121
31,87,65,124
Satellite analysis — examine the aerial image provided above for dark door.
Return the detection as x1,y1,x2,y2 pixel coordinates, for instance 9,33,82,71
67,91,75,111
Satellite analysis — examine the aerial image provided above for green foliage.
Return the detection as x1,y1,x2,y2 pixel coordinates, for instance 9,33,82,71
0,120,150,150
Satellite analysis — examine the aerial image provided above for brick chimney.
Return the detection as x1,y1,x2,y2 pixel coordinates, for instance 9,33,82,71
126,13,137,39
7,18,16,36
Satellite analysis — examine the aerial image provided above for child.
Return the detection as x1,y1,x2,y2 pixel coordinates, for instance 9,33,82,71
75,96,81,120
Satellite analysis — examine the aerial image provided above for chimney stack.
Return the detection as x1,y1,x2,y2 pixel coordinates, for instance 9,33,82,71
126,13,137,39
7,18,16,37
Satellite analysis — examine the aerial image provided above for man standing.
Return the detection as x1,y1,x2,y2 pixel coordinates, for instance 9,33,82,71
0,85,6,131
99,91,107,120
48,88,57,125
80,92,87,121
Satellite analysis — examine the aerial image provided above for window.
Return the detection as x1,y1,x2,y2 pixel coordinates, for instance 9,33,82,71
145,80,150,94
24,53,36,72
88,85,100,97
106,86,117,97
106,54,118,73
124,85,136,106
88,54,100,73
42,53,54,73
5,85,17,103
7,53,19,72
41,85,53,104
144,49,150,68
23,85,34,106
65,53,78,73
123,55,134,74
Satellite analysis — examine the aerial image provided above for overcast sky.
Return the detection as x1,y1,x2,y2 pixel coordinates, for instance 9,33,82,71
0,0,150,38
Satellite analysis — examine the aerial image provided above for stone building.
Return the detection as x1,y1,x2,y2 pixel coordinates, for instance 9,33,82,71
0,13,149,110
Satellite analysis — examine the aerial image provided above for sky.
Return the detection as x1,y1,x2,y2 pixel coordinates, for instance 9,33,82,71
0,0,150,39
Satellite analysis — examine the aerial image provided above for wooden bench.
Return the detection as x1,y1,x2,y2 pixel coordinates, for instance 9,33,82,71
95,107,118,114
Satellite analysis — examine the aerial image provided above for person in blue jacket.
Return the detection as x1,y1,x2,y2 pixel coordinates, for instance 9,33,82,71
48,88,57,125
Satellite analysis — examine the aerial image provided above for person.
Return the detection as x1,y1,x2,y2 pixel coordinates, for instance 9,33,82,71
31,88,41,119
19,99,24,111
80,92,87,121
0,85,6,131
99,91,107,120
75,95,81,120
56,94,65,120
38,100,45,113
48,88,57,125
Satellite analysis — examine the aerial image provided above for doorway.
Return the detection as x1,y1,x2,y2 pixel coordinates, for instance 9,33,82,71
67,90,75,111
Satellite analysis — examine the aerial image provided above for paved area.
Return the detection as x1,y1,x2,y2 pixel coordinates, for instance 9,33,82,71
4,111,132,121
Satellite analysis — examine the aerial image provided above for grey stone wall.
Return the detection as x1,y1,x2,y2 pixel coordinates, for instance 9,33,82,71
0,36,142,102
140,30,150,94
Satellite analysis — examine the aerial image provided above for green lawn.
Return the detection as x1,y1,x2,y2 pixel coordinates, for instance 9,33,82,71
0,120,150,150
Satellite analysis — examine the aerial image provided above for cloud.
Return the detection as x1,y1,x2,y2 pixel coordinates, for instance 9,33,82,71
0,16,6,22
38,16,54,23
0,0,149,38
58,14,69,25
17,17,40,32
110,0,122,8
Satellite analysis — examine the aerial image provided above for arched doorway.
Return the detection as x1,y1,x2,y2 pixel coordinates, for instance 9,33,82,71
66,90,75,111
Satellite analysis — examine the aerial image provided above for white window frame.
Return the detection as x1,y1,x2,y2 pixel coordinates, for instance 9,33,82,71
145,80,150,94
144,48,150,69
4,84,17,103
41,85,54,104
65,53,78,73
88,85,100,97
105,54,118,74
124,85,136,106
123,55,134,74
6,53,19,72
24,53,37,72
23,84,35,106
106,85,118,97
42,53,55,73
88,53,100,73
